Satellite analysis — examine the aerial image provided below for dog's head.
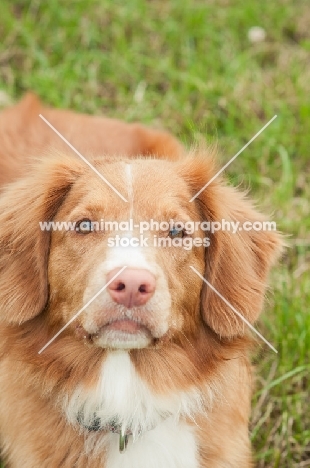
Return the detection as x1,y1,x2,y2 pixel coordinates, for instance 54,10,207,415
0,152,282,350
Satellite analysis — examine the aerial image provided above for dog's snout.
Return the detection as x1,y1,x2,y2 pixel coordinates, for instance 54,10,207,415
107,268,156,308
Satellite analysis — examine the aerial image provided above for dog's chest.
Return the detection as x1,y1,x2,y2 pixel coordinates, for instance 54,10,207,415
71,351,200,468
104,417,198,468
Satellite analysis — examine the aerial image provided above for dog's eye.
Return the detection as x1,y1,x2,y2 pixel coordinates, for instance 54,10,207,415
168,227,185,238
76,219,93,234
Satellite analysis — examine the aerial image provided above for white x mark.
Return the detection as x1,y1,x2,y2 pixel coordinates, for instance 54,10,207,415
190,115,277,202
39,114,128,202
190,266,277,353
38,266,127,354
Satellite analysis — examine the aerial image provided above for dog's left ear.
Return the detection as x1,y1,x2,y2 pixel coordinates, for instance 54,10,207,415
179,155,283,338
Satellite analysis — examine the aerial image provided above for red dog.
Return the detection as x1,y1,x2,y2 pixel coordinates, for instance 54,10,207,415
0,94,282,467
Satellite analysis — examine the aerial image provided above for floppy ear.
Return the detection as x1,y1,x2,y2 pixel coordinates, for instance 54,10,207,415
181,155,283,338
0,156,82,324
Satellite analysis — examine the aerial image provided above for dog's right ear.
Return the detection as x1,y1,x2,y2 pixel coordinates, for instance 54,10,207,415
0,156,83,324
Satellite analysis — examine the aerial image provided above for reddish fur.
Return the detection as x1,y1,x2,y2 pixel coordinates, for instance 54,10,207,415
0,95,283,467
0,92,184,187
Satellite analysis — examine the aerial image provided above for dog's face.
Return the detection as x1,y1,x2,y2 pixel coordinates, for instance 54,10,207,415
48,158,206,350
0,153,282,352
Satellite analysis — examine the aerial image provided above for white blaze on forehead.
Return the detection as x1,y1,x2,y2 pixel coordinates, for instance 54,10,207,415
125,163,133,220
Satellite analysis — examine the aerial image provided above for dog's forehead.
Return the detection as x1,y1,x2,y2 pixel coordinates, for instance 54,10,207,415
66,159,193,215
102,158,187,190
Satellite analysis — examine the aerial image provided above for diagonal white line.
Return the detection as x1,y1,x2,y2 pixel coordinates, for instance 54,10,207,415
190,266,277,353
190,115,278,202
38,266,127,354
39,114,128,203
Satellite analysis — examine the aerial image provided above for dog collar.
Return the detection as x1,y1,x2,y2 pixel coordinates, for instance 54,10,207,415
102,419,134,453
77,414,140,453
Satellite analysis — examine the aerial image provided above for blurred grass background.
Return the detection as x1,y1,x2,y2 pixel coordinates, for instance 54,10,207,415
0,0,309,466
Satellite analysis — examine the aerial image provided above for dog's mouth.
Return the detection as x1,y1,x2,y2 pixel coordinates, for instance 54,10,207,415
78,318,154,349
96,318,150,335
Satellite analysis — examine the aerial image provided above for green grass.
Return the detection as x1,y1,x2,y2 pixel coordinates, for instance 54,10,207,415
0,0,309,466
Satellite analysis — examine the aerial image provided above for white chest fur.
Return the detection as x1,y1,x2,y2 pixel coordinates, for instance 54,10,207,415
105,417,198,468
66,351,201,468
